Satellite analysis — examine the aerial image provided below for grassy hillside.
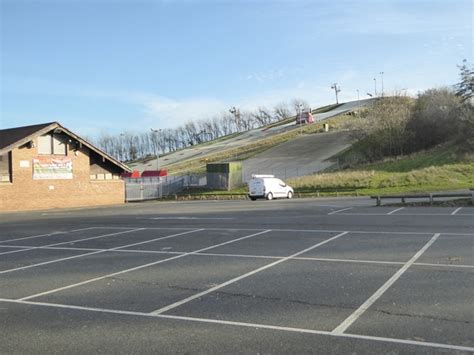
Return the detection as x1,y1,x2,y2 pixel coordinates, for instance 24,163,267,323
288,145,474,195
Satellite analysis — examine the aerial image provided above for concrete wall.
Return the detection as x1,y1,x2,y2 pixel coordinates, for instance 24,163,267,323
207,162,242,191
0,138,125,212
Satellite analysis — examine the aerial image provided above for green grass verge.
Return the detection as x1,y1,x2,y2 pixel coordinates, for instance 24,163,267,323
362,145,472,172
287,163,473,196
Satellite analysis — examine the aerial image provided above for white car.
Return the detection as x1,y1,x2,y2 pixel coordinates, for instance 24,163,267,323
248,174,294,201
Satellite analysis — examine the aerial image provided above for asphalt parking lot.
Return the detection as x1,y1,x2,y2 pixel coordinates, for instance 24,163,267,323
1,198,473,354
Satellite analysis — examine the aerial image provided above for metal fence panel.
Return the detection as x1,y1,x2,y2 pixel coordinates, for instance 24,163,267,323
124,174,205,202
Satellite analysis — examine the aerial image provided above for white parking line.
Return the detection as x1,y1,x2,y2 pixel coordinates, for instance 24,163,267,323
74,226,474,236
328,207,353,215
0,298,472,353
69,227,99,232
0,229,200,274
0,231,67,244
19,229,271,301
0,228,145,257
451,207,462,215
149,217,235,220
332,233,440,335
0,245,34,255
334,213,474,216
387,207,405,215
4,244,473,269
151,231,349,315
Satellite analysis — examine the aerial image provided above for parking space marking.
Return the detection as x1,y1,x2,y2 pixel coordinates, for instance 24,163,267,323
414,262,474,269
451,207,462,215
1,298,472,353
332,233,440,335
0,231,67,244
4,243,472,270
0,229,202,274
328,207,353,215
149,217,235,220
106,226,474,236
0,245,35,255
151,231,349,315
334,213,474,216
387,207,405,215
18,229,271,301
68,227,99,232
0,228,146,257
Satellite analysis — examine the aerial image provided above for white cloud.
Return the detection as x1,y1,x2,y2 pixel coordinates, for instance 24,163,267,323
136,83,336,129
142,96,228,128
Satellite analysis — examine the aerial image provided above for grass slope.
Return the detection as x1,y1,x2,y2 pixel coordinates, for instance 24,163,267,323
288,145,474,195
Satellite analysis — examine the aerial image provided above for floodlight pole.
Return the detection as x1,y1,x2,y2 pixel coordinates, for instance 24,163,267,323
356,89,361,118
229,107,241,131
380,72,384,97
331,83,341,104
373,78,377,97
150,128,162,170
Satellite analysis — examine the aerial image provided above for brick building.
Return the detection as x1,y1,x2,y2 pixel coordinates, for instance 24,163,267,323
0,122,131,212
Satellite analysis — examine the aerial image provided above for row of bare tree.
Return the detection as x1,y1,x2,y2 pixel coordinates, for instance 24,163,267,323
94,99,309,162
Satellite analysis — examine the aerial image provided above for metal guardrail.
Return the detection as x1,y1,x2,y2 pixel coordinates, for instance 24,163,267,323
371,190,474,206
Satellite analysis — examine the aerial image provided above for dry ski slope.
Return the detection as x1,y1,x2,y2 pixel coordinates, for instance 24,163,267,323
242,131,352,181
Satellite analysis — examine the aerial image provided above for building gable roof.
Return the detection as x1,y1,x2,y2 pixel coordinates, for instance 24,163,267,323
0,122,131,172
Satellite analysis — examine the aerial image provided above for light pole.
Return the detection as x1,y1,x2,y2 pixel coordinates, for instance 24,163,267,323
373,78,377,97
150,128,161,171
356,89,361,118
297,102,305,135
331,83,341,104
229,107,241,131
380,72,384,97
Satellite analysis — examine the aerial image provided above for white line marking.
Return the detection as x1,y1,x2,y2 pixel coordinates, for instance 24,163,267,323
332,233,441,335
150,217,235,220
68,227,99,232
334,213,474,216
69,226,474,236
0,229,201,274
328,207,353,215
414,262,474,269
0,247,39,256
4,244,472,269
151,231,349,315
451,207,462,215
19,230,271,301
0,298,472,352
0,228,145,257
0,231,67,244
295,257,405,266
387,207,405,215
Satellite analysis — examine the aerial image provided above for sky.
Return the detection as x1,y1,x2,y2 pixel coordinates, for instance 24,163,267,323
1,0,472,137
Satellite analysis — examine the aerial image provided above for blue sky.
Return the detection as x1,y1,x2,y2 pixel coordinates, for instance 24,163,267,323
1,0,472,137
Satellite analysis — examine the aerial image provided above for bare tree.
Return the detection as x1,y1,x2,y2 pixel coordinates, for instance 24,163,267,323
407,88,464,151
351,95,412,160
292,99,309,115
273,103,291,121
251,107,272,126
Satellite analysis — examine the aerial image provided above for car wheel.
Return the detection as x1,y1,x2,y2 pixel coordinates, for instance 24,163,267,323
266,192,273,200
287,191,293,199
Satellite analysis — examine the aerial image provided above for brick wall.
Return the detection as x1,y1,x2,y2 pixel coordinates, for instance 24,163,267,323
0,139,126,212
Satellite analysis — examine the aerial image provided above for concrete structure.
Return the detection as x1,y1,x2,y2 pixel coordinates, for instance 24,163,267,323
0,122,131,212
207,162,242,190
